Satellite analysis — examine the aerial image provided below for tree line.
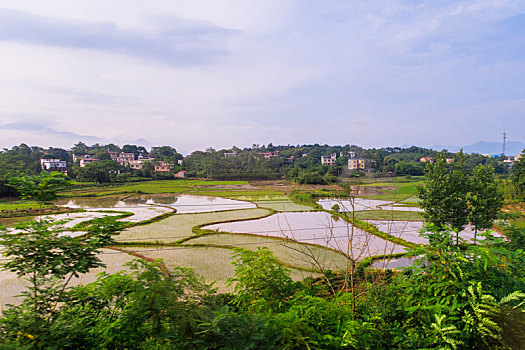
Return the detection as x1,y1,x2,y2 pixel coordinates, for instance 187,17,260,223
0,142,520,192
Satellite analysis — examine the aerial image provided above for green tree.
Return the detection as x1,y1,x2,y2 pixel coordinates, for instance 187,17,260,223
0,218,123,346
150,145,181,161
417,151,470,243
468,164,503,243
8,171,71,207
228,248,296,312
511,149,525,197
63,260,213,349
76,160,122,183
140,160,155,177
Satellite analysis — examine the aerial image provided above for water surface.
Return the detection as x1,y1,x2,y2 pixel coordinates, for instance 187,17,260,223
204,212,407,258
317,198,422,212
123,194,256,213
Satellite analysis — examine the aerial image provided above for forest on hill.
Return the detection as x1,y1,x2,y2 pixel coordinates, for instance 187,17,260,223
0,142,515,196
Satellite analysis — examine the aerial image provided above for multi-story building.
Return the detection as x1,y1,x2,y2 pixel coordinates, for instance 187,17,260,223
40,159,67,170
321,153,337,166
73,154,98,168
109,151,135,165
129,160,144,170
128,157,156,170
155,161,171,173
348,158,365,171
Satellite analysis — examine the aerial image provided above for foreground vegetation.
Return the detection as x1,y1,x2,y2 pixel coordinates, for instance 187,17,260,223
0,218,523,349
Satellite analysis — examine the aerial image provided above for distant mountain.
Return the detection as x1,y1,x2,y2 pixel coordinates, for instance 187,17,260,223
1,122,103,144
123,138,155,148
432,141,525,155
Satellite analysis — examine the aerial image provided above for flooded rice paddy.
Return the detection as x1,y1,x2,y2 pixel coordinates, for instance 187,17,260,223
366,220,495,244
2,192,436,310
317,198,422,212
58,194,256,214
0,248,136,310
121,246,320,292
203,212,408,258
183,233,350,271
117,208,271,243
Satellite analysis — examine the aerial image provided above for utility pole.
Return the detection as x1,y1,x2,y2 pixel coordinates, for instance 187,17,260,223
502,132,507,156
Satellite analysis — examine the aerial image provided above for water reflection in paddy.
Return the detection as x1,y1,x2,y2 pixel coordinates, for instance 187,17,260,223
56,194,256,214
203,212,407,258
55,196,124,208
317,198,422,212
124,194,256,213
56,197,171,222
370,256,416,269
366,220,496,244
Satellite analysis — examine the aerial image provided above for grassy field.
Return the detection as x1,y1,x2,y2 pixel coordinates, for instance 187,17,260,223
116,208,272,243
62,180,252,196
354,179,424,202
191,190,285,199
360,183,422,202
62,180,251,197
182,233,350,271
0,201,52,211
0,216,36,227
255,200,314,212
120,245,321,292
353,210,423,221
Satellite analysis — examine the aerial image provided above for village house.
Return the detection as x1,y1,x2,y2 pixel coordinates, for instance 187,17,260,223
420,157,435,163
155,161,171,173
73,154,98,168
109,151,135,165
503,158,514,168
127,155,155,170
72,154,83,163
258,150,280,159
321,153,337,166
40,159,67,171
224,151,237,157
174,170,188,178
128,159,144,170
348,158,365,170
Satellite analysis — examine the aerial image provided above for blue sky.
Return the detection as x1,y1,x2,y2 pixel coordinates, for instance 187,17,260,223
0,0,523,154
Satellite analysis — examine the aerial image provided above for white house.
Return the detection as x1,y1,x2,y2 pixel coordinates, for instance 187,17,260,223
74,154,98,168
41,159,67,170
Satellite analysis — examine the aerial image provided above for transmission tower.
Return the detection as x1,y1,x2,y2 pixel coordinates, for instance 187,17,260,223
502,132,507,156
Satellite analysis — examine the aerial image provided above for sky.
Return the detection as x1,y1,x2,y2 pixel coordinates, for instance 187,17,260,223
0,0,523,154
